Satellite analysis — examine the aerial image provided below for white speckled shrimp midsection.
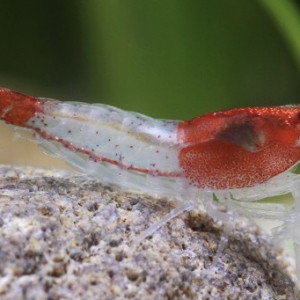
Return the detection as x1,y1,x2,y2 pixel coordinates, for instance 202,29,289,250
28,99,185,194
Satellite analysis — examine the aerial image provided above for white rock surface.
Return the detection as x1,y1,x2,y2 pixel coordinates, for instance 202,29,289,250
0,165,298,300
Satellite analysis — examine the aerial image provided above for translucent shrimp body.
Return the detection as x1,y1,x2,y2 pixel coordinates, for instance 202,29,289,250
0,88,192,198
33,100,188,196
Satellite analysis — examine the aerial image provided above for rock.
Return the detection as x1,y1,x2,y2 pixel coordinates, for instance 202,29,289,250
0,165,298,299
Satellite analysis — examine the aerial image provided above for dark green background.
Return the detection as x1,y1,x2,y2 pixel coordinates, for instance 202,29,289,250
0,0,300,120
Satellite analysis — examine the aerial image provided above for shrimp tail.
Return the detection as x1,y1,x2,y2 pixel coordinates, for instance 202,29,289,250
0,87,42,126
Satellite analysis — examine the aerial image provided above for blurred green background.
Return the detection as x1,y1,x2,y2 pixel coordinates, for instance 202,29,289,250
0,0,300,120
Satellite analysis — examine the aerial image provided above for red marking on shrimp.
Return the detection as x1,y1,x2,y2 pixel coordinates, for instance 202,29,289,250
178,107,300,189
179,140,300,189
0,88,43,126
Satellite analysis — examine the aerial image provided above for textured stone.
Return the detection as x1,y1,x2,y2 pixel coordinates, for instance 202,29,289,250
0,165,298,300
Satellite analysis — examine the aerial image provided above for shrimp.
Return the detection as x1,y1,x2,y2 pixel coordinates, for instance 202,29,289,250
1,87,300,276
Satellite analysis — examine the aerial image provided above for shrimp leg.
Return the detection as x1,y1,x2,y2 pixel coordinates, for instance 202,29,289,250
133,200,196,247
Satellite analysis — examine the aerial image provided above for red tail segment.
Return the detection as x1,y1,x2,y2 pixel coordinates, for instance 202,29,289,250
0,88,42,126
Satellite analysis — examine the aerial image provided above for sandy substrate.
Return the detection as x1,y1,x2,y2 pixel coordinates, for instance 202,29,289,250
0,165,298,300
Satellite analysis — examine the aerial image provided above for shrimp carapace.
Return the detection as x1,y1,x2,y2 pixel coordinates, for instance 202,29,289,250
178,107,300,189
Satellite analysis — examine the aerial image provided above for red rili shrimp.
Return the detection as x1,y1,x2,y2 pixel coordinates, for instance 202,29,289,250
1,87,300,276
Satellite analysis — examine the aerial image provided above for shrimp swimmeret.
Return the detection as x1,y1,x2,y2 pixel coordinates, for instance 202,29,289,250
1,87,300,275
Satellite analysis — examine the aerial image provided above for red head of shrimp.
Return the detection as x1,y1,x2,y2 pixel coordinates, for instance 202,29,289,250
178,106,300,190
